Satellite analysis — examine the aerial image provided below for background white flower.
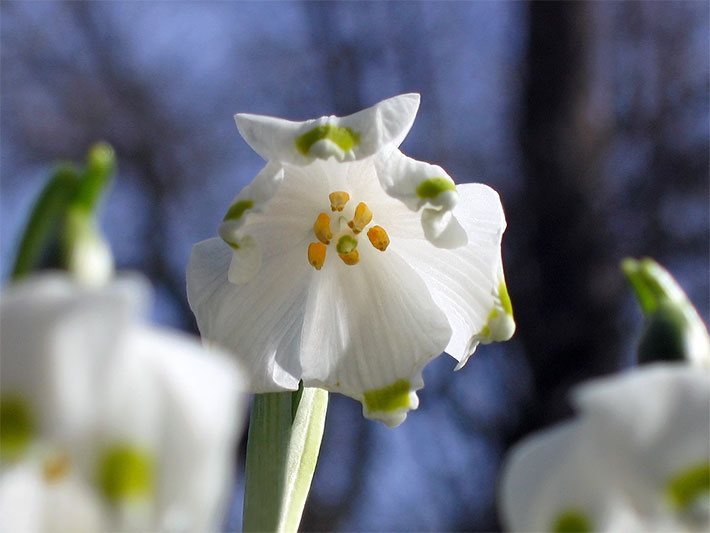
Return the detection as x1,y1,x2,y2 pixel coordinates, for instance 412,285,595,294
0,274,245,532
500,364,710,532
188,93,514,427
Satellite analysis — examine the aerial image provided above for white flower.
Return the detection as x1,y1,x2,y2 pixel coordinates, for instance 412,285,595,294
500,364,710,532
0,275,245,532
187,93,514,427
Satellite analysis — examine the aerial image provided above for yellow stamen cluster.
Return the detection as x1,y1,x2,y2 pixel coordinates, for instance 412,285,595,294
308,242,327,270
44,453,71,483
329,191,350,212
308,192,390,270
367,225,390,252
348,202,372,234
313,213,332,245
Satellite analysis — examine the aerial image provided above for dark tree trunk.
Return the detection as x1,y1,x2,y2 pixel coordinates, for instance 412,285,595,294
509,1,625,429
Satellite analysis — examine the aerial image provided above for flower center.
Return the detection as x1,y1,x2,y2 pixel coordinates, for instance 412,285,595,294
307,190,390,270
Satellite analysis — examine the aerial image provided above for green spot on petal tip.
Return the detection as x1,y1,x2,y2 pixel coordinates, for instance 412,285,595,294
552,509,593,533
415,177,456,200
295,124,360,156
97,444,154,503
667,462,710,512
363,379,412,413
0,396,35,461
499,280,513,316
224,199,255,221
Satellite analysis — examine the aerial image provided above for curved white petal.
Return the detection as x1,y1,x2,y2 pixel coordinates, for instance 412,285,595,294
0,275,149,448
500,420,642,533
122,327,244,532
235,93,420,164
573,364,710,521
375,149,467,249
391,183,511,367
0,462,105,533
187,238,312,392
299,242,451,427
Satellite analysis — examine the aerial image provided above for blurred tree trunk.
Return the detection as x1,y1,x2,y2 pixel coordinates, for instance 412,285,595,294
509,1,624,428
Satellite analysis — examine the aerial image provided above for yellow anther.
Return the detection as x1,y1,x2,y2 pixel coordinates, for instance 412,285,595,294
329,191,350,212
44,453,70,483
367,225,390,251
308,242,327,270
313,213,332,244
338,249,360,266
348,202,373,234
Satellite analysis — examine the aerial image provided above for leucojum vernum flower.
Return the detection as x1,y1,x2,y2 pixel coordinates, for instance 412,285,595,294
187,93,514,427
500,364,710,532
0,274,245,532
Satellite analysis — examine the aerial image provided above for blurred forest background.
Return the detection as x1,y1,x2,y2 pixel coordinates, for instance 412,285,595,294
1,1,708,531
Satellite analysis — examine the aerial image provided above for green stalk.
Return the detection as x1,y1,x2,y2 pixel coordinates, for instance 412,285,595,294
243,385,328,532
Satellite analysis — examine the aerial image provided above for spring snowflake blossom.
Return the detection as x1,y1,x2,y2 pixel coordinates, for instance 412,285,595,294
0,275,244,532
500,364,710,532
187,93,514,427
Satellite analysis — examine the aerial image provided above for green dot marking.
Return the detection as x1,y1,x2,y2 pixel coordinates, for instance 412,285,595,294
552,509,592,533
98,444,154,503
363,379,412,413
0,395,35,460
415,177,456,200
336,235,358,254
667,462,710,512
295,124,360,156
223,199,254,221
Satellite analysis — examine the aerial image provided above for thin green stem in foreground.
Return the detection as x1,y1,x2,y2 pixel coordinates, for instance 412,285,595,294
243,385,328,533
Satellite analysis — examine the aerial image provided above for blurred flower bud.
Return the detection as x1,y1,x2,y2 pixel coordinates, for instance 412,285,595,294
622,258,710,367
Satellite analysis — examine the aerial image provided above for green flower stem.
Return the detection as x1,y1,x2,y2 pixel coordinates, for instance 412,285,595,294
243,385,328,532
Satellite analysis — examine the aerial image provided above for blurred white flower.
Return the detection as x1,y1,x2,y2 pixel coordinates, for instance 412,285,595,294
500,364,710,532
0,275,245,532
187,93,514,427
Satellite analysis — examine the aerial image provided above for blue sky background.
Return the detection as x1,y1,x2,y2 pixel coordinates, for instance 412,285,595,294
1,2,707,531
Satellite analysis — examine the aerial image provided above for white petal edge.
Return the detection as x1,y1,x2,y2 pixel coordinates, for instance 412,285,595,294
234,93,420,165
187,237,312,392
375,149,466,249
392,183,510,368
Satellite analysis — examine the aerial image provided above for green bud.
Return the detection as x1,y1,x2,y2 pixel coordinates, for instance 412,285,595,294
622,258,710,366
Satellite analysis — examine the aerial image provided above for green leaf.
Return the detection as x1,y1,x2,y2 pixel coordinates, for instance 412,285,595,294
243,386,328,533
11,165,80,279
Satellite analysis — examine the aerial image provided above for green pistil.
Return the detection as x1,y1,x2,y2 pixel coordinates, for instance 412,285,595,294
336,235,358,254
552,509,592,533
415,177,456,200
224,199,254,221
667,462,710,512
295,124,360,156
363,380,412,413
0,395,35,460
97,444,154,503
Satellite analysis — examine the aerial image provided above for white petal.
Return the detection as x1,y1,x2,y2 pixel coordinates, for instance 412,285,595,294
391,184,511,367
235,93,420,164
573,364,710,520
299,242,451,427
126,327,244,532
187,238,312,392
0,274,149,446
500,420,640,533
219,162,284,240
375,149,468,249
0,462,105,533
